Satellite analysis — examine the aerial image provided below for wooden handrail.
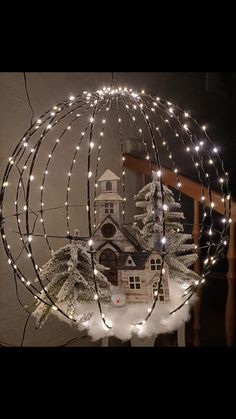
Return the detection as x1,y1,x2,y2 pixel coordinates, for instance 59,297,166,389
124,154,236,221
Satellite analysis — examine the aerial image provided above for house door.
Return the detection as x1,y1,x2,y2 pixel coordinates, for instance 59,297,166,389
99,249,118,285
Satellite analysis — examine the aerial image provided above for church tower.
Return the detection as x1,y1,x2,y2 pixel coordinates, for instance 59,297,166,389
95,169,123,225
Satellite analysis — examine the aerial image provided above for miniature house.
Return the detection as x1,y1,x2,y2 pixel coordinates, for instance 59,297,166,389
92,169,170,304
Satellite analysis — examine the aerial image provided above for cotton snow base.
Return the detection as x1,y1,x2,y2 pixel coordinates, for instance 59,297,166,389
36,281,197,342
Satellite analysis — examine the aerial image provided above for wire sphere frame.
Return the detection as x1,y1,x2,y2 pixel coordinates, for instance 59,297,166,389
0,86,231,333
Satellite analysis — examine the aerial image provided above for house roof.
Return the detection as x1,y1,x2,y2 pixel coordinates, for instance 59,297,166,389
96,240,122,253
95,192,123,201
92,214,143,252
117,252,150,270
97,169,120,182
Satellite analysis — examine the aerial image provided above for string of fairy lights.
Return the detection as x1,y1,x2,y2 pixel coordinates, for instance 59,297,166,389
0,85,231,333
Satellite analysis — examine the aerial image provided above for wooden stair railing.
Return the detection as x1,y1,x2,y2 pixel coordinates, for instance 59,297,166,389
124,153,236,347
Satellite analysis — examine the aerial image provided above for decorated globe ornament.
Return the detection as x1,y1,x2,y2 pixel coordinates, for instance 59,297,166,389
0,85,231,341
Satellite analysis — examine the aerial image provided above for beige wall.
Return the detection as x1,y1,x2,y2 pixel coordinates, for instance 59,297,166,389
0,72,145,346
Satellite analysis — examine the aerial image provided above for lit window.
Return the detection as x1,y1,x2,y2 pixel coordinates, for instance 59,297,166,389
150,258,161,270
129,276,141,290
152,281,165,301
105,202,114,214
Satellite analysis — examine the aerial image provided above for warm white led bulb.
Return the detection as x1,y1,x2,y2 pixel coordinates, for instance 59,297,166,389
161,237,166,244
88,239,93,246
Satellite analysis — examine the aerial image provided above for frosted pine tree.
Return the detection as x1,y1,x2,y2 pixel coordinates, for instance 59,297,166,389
133,172,200,284
32,230,111,328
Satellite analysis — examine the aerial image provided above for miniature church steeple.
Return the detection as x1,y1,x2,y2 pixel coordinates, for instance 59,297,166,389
95,169,123,225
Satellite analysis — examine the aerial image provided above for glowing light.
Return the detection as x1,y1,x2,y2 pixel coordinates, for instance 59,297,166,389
161,237,166,244
94,294,98,300
88,239,93,246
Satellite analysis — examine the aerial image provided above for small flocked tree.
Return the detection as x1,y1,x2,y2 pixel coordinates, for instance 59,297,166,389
133,172,200,284
32,230,111,328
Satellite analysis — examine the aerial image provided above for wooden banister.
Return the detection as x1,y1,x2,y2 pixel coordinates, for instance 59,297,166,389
192,200,202,346
124,154,236,221
124,153,236,347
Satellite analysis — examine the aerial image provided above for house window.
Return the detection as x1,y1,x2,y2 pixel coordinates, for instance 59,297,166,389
129,276,141,290
106,181,112,191
101,223,116,238
152,281,165,301
150,258,161,270
105,202,114,214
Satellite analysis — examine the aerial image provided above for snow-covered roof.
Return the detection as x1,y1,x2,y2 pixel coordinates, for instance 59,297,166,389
97,169,120,182
95,192,123,201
